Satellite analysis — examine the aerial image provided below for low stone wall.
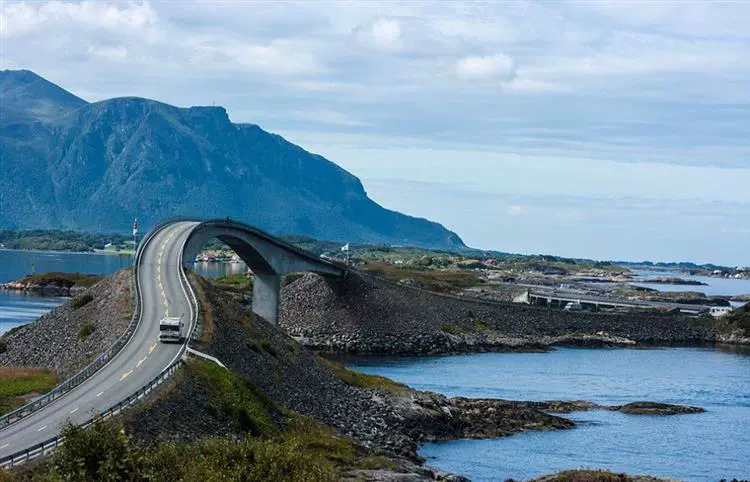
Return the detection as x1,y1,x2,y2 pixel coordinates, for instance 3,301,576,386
279,271,723,355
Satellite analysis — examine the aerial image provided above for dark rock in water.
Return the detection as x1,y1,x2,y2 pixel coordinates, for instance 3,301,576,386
611,401,705,415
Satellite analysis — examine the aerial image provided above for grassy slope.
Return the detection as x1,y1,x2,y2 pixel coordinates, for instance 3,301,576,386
0,367,58,415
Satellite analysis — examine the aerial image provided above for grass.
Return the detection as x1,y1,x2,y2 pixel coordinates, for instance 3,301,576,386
213,274,254,294
318,357,407,394
192,274,215,343
360,262,484,293
70,293,94,309
529,469,654,481
474,319,488,330
0,367,58,415
187,359,277,436
440,324,464,336
78,320,96,341
14,272,103,288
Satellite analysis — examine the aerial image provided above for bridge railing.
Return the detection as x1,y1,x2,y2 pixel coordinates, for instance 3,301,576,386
0,223,167,431
0,359,184,469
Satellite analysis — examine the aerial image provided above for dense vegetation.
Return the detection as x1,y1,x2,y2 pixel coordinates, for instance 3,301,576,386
0,229,130,252
0,367,58,415
11,272,103,288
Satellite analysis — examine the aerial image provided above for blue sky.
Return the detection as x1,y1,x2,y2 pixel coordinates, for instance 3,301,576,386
2,1,749,265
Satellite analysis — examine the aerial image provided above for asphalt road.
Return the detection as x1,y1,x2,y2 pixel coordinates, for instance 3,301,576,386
0,221,199,459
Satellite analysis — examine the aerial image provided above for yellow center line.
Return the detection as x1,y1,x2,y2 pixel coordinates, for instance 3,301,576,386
120,370,133,381
0,443,9,449
96,391,104,397
137,356,147,367
37,426,47,432
149,344,157,354
70,407,79,414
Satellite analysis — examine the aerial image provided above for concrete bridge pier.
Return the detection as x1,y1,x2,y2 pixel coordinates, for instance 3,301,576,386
252,273,281,323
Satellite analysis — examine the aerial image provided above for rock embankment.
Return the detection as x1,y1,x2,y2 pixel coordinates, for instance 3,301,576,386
279,271,723,355
0,270,132,378
0,272,103,296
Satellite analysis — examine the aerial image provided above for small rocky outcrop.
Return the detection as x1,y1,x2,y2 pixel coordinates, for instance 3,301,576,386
1,273,103,296
611,401,705,415
519,400,704,416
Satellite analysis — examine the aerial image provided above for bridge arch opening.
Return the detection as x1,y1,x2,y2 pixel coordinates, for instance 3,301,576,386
181,220,344,323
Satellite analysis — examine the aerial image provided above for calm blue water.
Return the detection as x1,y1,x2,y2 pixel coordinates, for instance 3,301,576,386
0,250,239,334
631,268,750,297
346,348,750,481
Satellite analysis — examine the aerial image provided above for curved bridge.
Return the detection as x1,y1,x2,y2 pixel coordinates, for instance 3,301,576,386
0,219,344,464
182,219,345,323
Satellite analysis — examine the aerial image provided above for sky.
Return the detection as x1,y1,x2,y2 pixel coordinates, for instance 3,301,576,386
1,1,749,266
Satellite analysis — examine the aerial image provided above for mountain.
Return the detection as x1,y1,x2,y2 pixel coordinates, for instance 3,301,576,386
0,70,465,249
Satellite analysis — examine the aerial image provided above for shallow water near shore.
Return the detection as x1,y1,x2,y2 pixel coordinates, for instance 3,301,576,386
345,347,750,481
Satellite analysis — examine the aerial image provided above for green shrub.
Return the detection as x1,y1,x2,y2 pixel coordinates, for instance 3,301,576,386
259,339,277,357
440,324,463,336
78,320,96,341
246,339,261,352
71,293,93,309
53,421,137,481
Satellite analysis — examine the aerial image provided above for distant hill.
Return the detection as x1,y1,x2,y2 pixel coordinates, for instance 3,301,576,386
0,70,465,249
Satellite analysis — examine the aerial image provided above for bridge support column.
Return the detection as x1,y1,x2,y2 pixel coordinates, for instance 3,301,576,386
252,273,281,324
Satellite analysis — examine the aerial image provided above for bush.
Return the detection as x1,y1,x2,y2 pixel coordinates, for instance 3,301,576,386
78,320,96,341
71,293,94,309
440,324,463,336
259,339,277,357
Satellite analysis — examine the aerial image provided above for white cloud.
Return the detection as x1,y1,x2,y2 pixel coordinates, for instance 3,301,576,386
356,17,403,51
507,205,526,216
456,54,516,81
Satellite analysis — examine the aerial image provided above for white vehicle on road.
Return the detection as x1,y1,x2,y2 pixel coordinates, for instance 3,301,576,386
158,315,184,343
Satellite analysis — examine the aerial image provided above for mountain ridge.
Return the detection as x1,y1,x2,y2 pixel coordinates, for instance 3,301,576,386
0,70,465,249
